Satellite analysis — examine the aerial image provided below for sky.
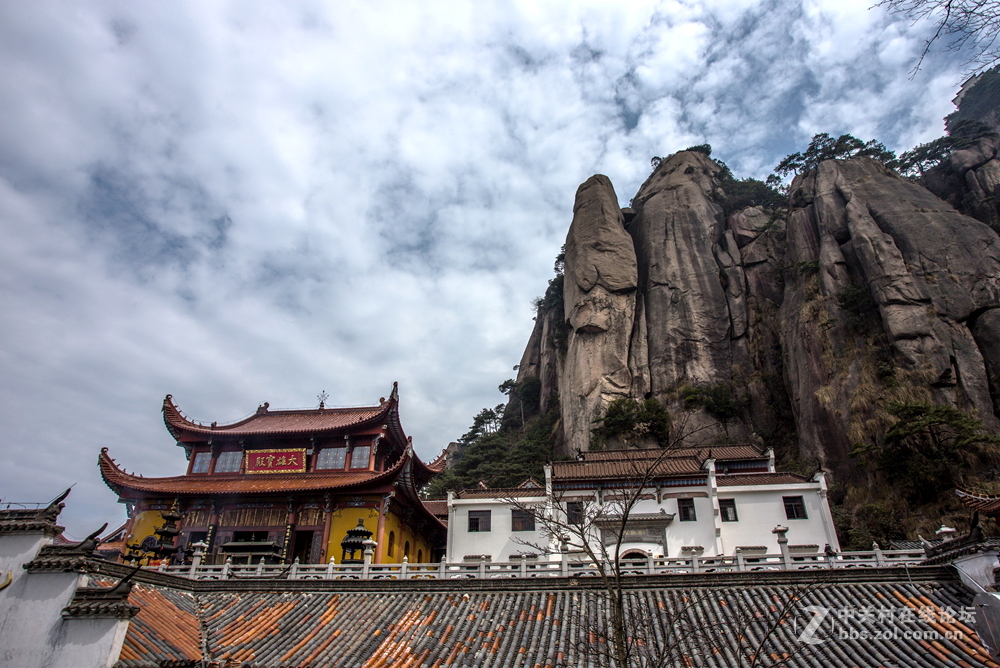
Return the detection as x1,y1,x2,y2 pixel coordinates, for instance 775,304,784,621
0,0,973,538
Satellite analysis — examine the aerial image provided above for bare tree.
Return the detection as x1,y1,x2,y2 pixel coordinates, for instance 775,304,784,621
504,412,818,667
878,0,1000,75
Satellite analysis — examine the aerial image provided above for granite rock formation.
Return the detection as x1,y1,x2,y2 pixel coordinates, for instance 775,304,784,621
514,151,1000,478
559,175,638,453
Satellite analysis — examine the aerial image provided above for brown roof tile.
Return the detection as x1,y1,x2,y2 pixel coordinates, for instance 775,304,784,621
163,394,391,438
957,489,1000,514
114,579,996,668
716,472,811,486
578,444,765,462
99,447,403,496
551,457,705,481
453,488,547,499
421,500,449,517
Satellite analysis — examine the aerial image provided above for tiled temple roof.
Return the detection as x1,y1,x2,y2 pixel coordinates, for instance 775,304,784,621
452,487,547,499
421,500,448,519
551,456,705,481
162,382,404,441
112,577,998,668
957,488,1000,515
551,445,772,484
98,448,407,497
115,584,201,664
579,444,766,463
716,472,812,486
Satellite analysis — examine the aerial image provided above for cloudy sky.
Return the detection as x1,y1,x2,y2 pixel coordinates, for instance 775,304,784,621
0,0,972,537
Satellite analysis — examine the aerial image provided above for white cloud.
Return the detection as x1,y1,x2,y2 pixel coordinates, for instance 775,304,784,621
0,0,973,537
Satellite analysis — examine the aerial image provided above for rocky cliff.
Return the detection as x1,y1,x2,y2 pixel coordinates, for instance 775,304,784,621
513,151,1000,484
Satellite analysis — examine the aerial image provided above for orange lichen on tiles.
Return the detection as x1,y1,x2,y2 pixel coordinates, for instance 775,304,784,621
125,585,201,660
443,641,463,665
216,599,298,645
920,639,952,664
279,595,342,662
297,626,343,666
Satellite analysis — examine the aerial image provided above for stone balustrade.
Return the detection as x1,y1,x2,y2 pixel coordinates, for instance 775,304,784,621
149,546,928,581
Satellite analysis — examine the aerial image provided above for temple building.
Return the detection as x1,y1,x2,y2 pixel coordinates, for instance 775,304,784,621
99,383,446,565
446,445,840,562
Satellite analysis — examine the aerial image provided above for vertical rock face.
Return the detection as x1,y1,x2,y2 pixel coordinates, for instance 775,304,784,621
924,136,1000,234
513,151,1000,469
559,175,638,452
629,152,735,393
628,151,753,443
781,158,1000,466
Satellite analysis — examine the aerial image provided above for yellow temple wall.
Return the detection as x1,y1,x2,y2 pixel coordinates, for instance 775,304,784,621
325,504,381,563
322,503,434,565
125,509,165,554
378,508,433,565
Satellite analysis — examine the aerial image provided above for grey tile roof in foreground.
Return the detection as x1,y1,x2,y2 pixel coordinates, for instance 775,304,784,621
105,564,1000,668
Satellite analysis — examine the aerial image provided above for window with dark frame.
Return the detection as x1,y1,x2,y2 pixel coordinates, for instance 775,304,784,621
566,501,584,525
214,450,242,473
468,510,491,532
719,498,738,522
316,447,347,470
191,452,212,474
678,497,697,522
511,509,535,532
350,445,371,469
783,496,808,520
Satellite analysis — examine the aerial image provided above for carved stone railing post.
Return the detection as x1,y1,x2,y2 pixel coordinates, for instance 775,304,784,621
189,541,207,578
873,542,886,567
401,556,409,580
736,548,745,572
289,557,299,580
326,556,336,579
362,544,373,580
773,525,790,569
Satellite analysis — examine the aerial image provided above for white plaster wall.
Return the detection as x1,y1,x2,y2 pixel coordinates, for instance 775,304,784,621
0,532,126,668
448,499,547,561
717,486,835,555
447,482,840,563
662,495,717,557
0,532,49,607
47,617,129,668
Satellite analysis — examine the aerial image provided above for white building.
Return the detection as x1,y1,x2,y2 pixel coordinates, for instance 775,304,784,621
445,445,840,562
446,480,548,562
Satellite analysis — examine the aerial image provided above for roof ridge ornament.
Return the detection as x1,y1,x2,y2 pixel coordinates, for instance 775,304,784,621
317,390,328,410
257,402,269,415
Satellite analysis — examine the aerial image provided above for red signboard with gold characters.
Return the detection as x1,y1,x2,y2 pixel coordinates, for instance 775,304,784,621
245,449,307,474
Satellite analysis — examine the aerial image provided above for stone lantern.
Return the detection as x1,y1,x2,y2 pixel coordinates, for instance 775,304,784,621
340,519,373,564
152,504,183,559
